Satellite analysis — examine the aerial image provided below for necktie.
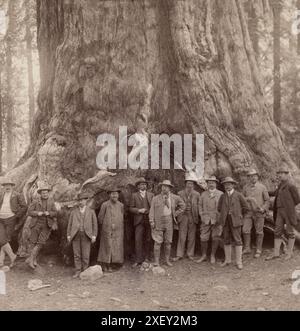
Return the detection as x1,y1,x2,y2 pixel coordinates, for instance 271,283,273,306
164,195,170,208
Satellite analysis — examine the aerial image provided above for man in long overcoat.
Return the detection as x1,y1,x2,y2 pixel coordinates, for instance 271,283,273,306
97,188,124,272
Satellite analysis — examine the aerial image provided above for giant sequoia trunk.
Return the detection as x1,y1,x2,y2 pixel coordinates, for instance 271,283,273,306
8,0,299,203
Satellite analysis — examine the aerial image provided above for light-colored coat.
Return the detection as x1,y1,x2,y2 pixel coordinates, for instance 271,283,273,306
199,189,223,225
97,200,124,264
149,193,185,225
67,206,98,241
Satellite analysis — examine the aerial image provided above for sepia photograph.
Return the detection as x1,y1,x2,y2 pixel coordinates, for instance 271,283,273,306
0,0,300,316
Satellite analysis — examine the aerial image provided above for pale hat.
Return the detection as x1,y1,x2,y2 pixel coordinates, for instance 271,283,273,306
247,169,259,176
185,172,198,183
37,184,51,193
1,177,15,186
158,180,174,188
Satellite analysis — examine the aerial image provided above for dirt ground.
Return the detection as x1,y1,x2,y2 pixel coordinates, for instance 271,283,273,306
1,244,300,311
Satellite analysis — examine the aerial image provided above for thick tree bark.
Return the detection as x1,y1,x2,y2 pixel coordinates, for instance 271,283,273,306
0,67,3,174
5,0,18,169
8,0,299,201
244,0,260,56
272,0,282,127
25,0,35,134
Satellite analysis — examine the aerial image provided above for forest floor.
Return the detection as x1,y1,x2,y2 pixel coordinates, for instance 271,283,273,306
1,244,300,311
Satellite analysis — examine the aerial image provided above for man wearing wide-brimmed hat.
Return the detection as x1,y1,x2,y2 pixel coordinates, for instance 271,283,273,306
67,192,98,278
217,177,249,270
266,166,300,261
197,176,223,264
0,177,27,268
97,187,124,272
173,173,200,262
26,183,58,269
242,169,270,258
130,178,154,267
149,180,185,267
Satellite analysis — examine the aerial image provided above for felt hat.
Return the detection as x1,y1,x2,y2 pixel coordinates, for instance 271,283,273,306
158,180,174,188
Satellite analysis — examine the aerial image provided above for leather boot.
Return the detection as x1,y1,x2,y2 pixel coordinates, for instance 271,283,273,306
0,246,5,267
33,244,42,267
165,244,173,267
196,241,208,263
153,244,161,266
221,245,232,267
210,239,219,264
242,234,251,255
254,234,264,258
285,238,296,261
2,243,17,268
235,246,243,270
26,245,39,269
266,238,282,260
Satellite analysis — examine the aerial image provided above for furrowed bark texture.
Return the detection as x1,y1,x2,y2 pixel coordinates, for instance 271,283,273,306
9,0,299,199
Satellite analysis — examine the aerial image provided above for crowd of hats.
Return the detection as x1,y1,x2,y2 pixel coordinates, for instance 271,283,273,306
0,165,291,200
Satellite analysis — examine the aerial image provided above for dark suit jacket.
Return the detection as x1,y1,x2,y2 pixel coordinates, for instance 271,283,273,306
67,206,98,241
177,189,200,224
130,191,154,226
0,190,27,219
217,191,249,227
274,180,300,226
27,198,58,228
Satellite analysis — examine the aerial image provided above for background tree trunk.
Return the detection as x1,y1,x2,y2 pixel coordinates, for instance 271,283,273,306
8,0,299,199
0,66,3,174
272,0,282,127
5,0,18,168
25,0,35,134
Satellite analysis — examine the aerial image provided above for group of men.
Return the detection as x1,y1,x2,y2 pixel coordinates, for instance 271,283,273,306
0,165,299,277
129,167,300,271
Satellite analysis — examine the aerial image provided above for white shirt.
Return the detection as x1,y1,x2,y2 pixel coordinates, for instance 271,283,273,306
0,192,15,219
227,189,235,196
79,206,86,214
208,189,217,197
139,190,146,199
